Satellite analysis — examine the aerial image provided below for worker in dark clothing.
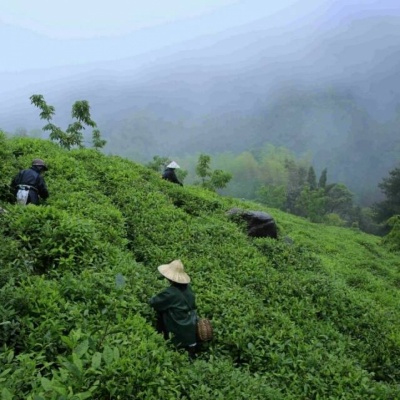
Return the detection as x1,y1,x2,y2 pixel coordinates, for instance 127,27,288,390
11,159,49,205
149,259,197,358
162,161,183,186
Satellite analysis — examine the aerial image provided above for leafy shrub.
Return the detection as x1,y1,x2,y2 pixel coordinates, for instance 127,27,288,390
324,212,346,226
0,206,109,273
1,136,400,399
382,215,400,252
0,130,16,203
161,185,224,216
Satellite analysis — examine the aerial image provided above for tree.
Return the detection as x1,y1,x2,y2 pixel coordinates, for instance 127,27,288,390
374,166,400,223
256,184,286,209
351,205,385,235
307,166,317,190
318,168,327,189
146,155,170,173
325,183,354,218
223,151,262,199
92,129,107,151
195,154,232,191
295,187,326,222
30,94,106,150
285,159,307,213
382,215,400,252
196,154,212,184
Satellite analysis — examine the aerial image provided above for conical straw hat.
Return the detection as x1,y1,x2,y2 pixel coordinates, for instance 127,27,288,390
166,161,180,169
157,259,190,284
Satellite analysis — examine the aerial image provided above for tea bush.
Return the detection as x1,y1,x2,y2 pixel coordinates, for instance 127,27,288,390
1,136,400,399
0,206,110,273
0,131,16,203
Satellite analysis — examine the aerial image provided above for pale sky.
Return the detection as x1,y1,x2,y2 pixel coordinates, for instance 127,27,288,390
1,0,398,89
1,0,332,73
1,0,399,140
0,0,242,39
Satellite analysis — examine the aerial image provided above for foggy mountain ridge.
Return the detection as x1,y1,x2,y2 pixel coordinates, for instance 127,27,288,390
1,0,330,72
3,10,400,110
1,2,400,204
3,2,400,91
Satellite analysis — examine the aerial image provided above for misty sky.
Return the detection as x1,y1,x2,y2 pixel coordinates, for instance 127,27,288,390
0,0,361,71
2,0,399,105
1,0,400,204
1,0,240,39
1,0,400,119
1,0,398,74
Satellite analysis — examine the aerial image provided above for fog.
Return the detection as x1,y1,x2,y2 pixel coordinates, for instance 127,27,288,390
1,0,400,204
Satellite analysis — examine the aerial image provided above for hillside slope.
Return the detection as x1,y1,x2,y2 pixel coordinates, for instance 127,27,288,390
0,135,399,399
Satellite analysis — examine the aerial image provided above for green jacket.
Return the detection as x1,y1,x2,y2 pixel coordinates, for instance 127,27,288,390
149,284,197,347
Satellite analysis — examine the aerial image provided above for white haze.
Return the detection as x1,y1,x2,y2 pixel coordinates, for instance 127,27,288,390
1,0,400,204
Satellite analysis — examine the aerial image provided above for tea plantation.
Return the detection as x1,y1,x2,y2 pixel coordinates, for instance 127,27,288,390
1,134,399,399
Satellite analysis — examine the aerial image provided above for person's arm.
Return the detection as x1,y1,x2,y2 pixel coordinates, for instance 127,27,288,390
37,176,49,200
149,288,173,312
10,172,22,196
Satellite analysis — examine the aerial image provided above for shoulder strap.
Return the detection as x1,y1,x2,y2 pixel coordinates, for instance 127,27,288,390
173,287,198,328
173,286,194,311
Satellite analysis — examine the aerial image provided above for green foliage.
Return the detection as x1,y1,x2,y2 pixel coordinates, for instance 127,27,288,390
323,213,346,227
254,159,359,227
0,206,110,274
307,166,317,190
374,166,400,223
176,167,188,183
325,183,354,217
318,167,327,189
195,154,212,182
195,154,232,191
175,147,374,232
92,129,107,150
294,187,326,222
30,94,106,150
145,155,170,172
285,158,308,213
351,206,384,235
30,94,56,120
1,136,400,399
146,156,188,183
256,184,286,209
0,130,15,203
382,215,400,252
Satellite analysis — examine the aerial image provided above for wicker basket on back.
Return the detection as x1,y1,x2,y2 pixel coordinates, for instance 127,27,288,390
196,318,213,342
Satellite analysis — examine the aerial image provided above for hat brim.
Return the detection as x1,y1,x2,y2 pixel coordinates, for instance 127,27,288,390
166,161,180,169
158,263,190,284
33,164,48,171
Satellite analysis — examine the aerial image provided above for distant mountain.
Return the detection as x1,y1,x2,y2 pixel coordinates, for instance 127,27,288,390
1,1,400,204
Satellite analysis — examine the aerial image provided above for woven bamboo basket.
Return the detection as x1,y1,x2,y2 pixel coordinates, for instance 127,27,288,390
196,318,213,342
